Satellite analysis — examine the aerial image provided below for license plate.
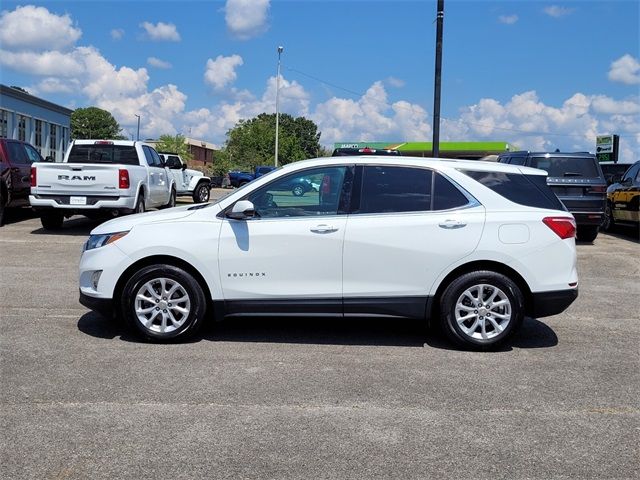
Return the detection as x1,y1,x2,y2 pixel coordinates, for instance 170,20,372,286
70,196,87,205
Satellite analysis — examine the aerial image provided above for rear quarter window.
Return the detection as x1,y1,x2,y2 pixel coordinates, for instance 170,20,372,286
463,170,565,210
68,145,140,165
529,156,600,178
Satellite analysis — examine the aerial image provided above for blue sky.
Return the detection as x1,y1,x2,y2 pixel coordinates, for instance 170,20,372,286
1,1,638,161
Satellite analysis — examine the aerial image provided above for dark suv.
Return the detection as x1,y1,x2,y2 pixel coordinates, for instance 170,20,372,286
0,139,44,226
497,151,606,242
603,160,640,232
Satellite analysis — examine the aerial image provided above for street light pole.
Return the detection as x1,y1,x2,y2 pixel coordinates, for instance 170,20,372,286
274,45,284,167
134,114,141,141
432,0,444,158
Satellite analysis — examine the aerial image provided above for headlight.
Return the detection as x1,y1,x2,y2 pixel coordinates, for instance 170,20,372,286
84,231,129,251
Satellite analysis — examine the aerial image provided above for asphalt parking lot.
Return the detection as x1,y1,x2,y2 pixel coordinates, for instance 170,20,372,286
1,194,639,479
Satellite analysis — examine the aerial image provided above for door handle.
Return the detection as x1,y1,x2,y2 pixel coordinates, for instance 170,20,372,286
310,224,338,234
439,219,467,229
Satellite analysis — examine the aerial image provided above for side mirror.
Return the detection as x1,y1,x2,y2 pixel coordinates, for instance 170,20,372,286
611,174,623,184
227,200,255,220
181,163,187,170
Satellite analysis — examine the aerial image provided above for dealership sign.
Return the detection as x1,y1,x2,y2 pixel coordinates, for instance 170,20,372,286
596,134,619,163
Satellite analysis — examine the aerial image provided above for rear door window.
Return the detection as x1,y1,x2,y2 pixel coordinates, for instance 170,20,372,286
529,156,600,178
433,173,471,210
357,166,432,214
68,144,139,165
463,170,565,210
6,141,28,164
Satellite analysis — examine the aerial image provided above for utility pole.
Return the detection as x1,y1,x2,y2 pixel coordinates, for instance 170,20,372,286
432,0,444,158
274,46,284,167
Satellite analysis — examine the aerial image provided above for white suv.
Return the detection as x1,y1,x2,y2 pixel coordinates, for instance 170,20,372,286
79,156,578,349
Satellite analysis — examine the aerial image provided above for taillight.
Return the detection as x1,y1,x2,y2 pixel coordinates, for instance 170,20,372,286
543,216,576,239
588,185,607,193
30,167,36,187
118,169,130,189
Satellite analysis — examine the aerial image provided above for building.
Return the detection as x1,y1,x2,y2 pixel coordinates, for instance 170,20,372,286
147,136,218,168
0,85,73,161
333,141,517,159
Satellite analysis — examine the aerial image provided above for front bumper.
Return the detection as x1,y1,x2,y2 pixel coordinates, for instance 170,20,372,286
79,291,114,318
529,288,579,318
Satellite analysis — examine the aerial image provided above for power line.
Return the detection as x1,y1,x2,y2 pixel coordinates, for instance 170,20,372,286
285,65,637,140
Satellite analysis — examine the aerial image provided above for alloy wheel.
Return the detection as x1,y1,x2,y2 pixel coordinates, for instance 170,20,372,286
134,277,191,334
454,283,512,341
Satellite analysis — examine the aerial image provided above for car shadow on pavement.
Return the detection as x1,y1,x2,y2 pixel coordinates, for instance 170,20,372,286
30,216,104,236
78,311,558,350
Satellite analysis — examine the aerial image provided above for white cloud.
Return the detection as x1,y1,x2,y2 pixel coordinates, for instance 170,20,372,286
498,14,519,25
204,54,244,90
30,77,80,95
386,77,406,88
225,0,270,40
543,5,575,18
147,57,172,69
111,28,124,40
140,21,181,42
0,49,84,76
608,54,640,85
0,5,81,51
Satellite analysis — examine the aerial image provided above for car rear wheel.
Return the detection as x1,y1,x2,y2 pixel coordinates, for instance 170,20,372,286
40,212,64,230
601,202,615,232
192,183,210,203
121,264,207,341
163,189,176,209
440,271,524,350
292,185,305,197
135,195,145,214
577,225,599,242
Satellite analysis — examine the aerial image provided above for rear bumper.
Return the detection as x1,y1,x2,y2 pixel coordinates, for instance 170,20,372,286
571,211,604,226
30,194,136,210
529,288,578,318
79,291,114,318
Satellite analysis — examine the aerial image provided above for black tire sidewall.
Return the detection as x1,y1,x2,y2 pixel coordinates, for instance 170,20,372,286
193,184,209,203
121,264,207,342
136,195,145,214
41,212,63,230
577,225,598,242
440,271,524,350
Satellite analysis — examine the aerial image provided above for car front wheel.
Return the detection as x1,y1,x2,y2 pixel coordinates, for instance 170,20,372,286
440,271,524,350
121,264,207,342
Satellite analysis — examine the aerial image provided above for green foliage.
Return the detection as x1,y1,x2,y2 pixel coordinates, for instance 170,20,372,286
210,150,234,177
224,113,322,169
71,107,125,140
154,134,193,162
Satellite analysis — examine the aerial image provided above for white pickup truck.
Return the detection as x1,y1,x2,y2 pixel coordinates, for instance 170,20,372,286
158,153,211,203
30,140,176,230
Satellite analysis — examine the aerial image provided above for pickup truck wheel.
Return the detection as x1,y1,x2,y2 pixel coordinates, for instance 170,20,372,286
440,271,524,350
121,264,207,342
40,212,64,230
192,183,210,203
163,189,176,209
135,195,145,214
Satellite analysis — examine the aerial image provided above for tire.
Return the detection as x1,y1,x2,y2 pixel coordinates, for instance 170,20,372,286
192,183,210,203
292,185,305,197
601,202,615,232
0,196,5,227
577,225,599,243
239,181,248,187
40,212,64,230
439,270,525,350
120,264,207,342
134,194,145,214
163,189,176,209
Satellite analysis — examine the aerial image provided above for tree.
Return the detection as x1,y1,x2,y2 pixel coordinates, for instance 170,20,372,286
154,134,193,162
71,107,125,140
224,113,322,169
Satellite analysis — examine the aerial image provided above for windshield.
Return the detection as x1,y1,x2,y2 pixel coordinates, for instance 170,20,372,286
68,145,139,165
529,156,600,178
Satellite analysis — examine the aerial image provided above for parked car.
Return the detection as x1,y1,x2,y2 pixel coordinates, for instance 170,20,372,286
0,139,44,226
158,152,211,203
599,161,631,185
78,156,578,350
228,166,276,188
498,151,606,242
332,147,401,156
602,160,640,231
30,140,176,230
